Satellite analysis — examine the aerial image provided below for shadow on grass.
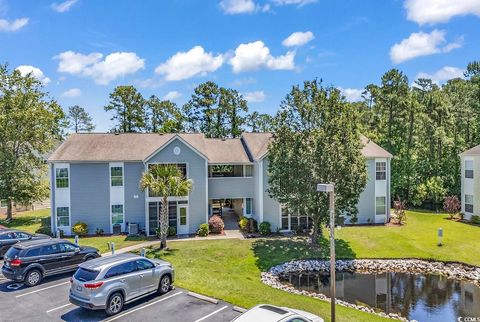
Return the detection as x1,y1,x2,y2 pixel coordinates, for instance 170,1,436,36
144,247,179,259
0,215,39,228
252,235,356,271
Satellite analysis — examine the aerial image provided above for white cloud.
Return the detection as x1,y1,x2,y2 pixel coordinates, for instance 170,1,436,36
163,91,182,101
15,65,51,84
405,0,480,25
155,46,224,81
229,40,295,73
338,87,363,102
55,51,145,84
389,30,462,64
416,66,465,84
0,18,28,32
273,0,317,7
61,88,81,97
244,90,266,102
282,31,314,47
219,0,256,14
51,0,78,13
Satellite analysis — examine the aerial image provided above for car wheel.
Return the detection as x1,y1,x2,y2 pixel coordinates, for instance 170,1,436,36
106,292,124,316
158,275,171,294
24,269,42,287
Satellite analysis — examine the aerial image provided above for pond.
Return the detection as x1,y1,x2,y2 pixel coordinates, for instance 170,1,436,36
280,271,480,322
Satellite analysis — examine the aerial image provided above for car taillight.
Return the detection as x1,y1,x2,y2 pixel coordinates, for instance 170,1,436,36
10,259,22,267
84,281,104,289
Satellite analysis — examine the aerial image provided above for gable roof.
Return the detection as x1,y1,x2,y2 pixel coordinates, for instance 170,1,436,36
460,145,480,157
48,132,392,163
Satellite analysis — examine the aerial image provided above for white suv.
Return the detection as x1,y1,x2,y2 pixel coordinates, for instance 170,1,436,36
233,304,324,322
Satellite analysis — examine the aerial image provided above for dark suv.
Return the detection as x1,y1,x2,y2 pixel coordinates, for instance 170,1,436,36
0,229,50,258
2,239,100,287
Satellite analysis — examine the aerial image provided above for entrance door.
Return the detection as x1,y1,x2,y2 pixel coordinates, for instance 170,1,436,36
177,204,188,235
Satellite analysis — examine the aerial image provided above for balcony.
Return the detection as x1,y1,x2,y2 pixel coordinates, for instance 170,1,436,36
208,177,254,199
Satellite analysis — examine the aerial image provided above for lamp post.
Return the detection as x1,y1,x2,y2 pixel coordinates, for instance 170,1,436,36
317,183,335,322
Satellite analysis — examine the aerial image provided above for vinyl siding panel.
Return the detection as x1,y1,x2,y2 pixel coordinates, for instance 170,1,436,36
208,177,254,199
262,159,281,230
356,158,376,224
124,162,146,230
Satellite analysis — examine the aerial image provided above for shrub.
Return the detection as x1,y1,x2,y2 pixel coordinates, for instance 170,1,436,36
35,226,51,236
208,215,224,234
239,216,249,231
471,215,480,224
167,226,177,236
198,223,209,237
259,221,271,235
95,228,104,236
443,195,461,219
72,222,88,236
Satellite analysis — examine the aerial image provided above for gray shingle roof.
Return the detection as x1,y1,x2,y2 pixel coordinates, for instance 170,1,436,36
460,145,480,156
48,132,392,163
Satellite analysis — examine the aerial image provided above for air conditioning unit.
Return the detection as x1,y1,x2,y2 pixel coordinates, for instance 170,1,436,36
128,223,139,236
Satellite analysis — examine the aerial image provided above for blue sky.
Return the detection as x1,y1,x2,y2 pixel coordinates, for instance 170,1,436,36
1,0,479,132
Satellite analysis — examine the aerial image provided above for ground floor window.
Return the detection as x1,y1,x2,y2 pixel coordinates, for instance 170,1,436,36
375,196,386,216
245,198,252,216
0,200,7,208
149,200,188,235
465,194,474,213
57,207,69,227
281,206,311,231
111,205,124,224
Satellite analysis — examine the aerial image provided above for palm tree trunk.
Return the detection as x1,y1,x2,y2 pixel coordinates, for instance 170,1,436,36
160,196,169,249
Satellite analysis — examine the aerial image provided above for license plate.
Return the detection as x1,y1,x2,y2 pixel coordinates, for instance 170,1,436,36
76,285,82,292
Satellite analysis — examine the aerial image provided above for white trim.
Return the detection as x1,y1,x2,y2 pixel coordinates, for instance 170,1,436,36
177,203,189,234
259,160,264,223
109,162,125,233
143,162,149,236
208,176,253,179
54,163,71,235
205,160,209,224
144,135,208,162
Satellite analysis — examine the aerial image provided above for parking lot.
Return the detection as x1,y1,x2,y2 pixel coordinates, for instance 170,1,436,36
0,260,241,322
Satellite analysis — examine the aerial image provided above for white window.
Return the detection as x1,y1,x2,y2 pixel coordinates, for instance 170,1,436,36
280,206,310,231
465,195,474,213
57,207,70,227
244,165,253,177
56,168,69,188
376,197,386,215
465,160,474,179
110,166,123,186
111,205,124,224
376,162,386,180
245,198,253,215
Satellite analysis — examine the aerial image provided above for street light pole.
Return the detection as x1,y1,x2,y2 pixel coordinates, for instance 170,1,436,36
317,183,335,322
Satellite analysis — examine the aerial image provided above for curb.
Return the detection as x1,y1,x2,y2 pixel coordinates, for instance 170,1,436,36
232,306,247,313
187,291,219,304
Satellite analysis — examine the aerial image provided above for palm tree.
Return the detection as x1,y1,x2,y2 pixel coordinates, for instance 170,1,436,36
140,164,193,249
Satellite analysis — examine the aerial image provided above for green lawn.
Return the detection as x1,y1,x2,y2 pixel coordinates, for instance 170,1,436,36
0,208,149,254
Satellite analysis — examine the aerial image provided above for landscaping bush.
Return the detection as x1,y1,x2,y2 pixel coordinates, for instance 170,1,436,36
95,228,104,236
168,226,177,237
72,222,88,236
35,226,51,236
198,223,209,236
259,221,271,235
239,216,249,231
443,195,460,219
208,215,224,234
471,215,480,224
40,217,51,227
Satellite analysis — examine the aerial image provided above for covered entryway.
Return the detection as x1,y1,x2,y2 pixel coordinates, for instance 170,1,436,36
148,200,188,235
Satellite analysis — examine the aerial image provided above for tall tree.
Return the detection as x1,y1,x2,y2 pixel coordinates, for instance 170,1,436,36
219,87,248,138
140,165,192,249
146,95,184,133
268,80,367,244
0,65,65,221
67,105,95,133
246,111,274,132
104,85,146,133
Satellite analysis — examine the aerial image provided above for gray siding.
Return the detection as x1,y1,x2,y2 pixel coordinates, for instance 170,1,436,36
356,158,375,224
147,138,207,234
70,163,110,234
124,162,146,230
262,158,281,230
208,177,254,199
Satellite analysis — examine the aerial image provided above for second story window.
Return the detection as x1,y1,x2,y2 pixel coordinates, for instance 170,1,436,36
111,166,123,186
376,162,386,181
56,168,69,188
208,164,253,177
465,160,474,179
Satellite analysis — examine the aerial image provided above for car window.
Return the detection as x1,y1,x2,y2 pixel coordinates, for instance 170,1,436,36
15,232,30,239
60,243,77,253
26,247,40,257
40,245,54,255
5,247,22,259
105,261,137,278
136,259,154,271
74,267,100,282
0,233,9,240
50,243,62,254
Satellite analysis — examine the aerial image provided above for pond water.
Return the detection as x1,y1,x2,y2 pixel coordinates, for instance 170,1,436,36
280,271,480,322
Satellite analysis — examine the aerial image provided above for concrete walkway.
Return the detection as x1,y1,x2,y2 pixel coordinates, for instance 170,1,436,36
222,210,244,239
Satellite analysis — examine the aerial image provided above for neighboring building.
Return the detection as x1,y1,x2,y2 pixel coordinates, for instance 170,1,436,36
47,133,392,236
460,145,480,220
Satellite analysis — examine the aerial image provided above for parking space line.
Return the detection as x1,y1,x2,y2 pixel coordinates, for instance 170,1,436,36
193,305,229,322
46,303,72,313
103,291,183,322
15,281,70,298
